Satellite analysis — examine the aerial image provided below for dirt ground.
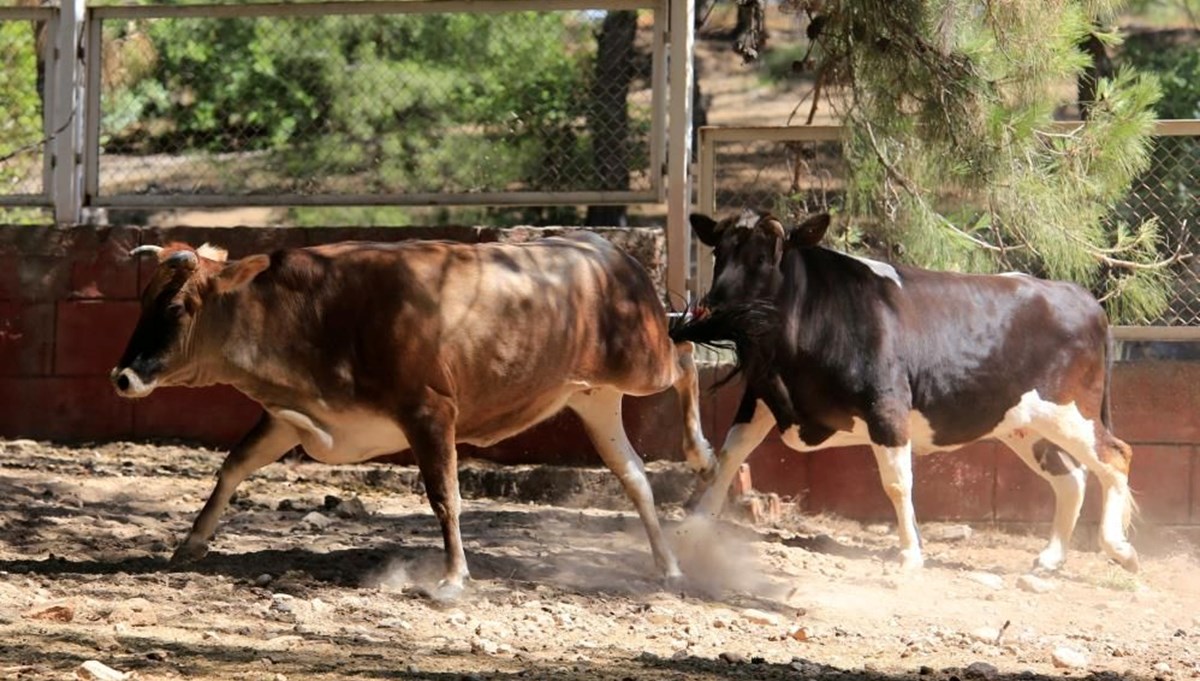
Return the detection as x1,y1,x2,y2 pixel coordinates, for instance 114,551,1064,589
1,439,1197,681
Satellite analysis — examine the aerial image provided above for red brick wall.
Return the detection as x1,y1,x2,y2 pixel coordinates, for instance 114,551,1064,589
0,224,1196,526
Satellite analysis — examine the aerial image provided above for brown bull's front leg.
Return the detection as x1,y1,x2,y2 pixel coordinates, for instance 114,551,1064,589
401,393,469,601
171,412,299,564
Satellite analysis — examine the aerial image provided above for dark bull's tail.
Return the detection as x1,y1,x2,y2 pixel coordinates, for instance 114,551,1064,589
669,302,781,387
1102,327,1116,431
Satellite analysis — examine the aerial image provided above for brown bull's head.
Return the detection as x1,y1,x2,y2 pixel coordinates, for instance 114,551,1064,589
111,242,268,398
690,210,830,314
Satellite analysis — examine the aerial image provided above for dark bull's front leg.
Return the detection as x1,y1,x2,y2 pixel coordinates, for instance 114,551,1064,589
688,373,794,515
170,413,299,564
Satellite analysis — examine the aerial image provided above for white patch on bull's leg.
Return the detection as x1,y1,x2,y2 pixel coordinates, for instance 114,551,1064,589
779,417,872,452
872,442,923,570
174,416,299,563
1006,390,1138,571
694,400,774,517
1099,481,1139,572
1000,436,1085,572
568,388,682,580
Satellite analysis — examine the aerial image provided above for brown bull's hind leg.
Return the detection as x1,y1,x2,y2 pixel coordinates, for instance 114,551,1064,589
402,394,470,601
672,341,715,478
568,387,682,583
172,413,299,564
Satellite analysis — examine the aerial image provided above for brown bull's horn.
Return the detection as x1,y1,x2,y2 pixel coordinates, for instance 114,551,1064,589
128,245,164,257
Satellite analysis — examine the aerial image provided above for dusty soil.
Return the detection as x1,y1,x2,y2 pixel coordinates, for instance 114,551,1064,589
1,439,1197,681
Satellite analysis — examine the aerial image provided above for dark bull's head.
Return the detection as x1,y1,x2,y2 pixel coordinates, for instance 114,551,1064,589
111,243,268,398
690,210,830,314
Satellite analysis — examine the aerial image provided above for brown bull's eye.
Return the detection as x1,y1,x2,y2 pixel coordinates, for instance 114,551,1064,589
167,303,185,317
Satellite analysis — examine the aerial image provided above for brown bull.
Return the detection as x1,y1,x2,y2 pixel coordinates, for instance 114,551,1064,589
112,236,713,599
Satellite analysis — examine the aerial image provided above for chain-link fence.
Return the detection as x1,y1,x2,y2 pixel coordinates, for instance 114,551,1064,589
697,122,1200,327
86,1,666,209
0,6,51,210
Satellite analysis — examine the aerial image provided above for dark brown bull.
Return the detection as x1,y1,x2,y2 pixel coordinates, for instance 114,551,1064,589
671,211,1138,573
113,236,713,599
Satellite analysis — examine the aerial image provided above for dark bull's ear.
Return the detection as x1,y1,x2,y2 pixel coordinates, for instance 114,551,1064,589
690,213,723,247
215,254,270,294
787,213,831,249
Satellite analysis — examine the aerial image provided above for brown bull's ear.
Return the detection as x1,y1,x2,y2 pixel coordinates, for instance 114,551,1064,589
690,213,723,247
215,254,270,294
787,213,831,248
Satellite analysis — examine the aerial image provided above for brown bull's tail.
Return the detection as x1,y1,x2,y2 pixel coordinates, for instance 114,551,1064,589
668,302,780,388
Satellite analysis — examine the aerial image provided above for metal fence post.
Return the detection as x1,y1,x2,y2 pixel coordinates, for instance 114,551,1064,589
665,0,694,305
49,0,85,225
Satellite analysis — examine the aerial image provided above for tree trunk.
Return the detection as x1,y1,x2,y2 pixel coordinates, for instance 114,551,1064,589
586,10,637,227
1077,32,1113,120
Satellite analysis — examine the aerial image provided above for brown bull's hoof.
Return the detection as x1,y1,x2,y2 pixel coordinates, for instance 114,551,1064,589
169,540,209,566
417,579,466,603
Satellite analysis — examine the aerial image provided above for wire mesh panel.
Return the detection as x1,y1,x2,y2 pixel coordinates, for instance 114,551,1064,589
698,123,1200,326
87,1,664,207
0,7,51,209
1109,129,1200,325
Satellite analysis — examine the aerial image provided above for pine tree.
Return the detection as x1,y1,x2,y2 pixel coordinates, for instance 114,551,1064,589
752,1,1174,322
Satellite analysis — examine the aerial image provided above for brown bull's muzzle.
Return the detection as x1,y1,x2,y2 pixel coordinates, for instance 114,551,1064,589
110,366,157,399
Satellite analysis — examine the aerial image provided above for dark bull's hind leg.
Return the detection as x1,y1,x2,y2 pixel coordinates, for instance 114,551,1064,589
1001,436,1087,572
402,394,470,601
172,413,299,564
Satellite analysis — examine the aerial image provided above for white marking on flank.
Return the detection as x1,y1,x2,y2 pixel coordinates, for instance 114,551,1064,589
838,251,903,288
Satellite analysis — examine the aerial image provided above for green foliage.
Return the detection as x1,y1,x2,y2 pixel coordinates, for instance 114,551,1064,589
104,12,619,203
1121,31,1200,119
802,0,1168,322
0,20,47,224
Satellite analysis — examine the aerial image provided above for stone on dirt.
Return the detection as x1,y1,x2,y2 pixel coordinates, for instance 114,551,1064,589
25,601,75,623
254,573,273,587
969,627,1001,644
1016,574,1055,594
325,494,368,519
75,660,128,680
471,637,500,655
927,524,974,542
788,624,810,641
967,572,1005,590
107,597,157,626
720,651,748,664
741,608,782,626
298,511,334,530
1153,661,1173,675
1051,646,1090,669
965,661,999,680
